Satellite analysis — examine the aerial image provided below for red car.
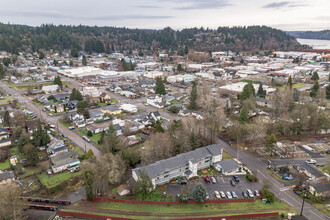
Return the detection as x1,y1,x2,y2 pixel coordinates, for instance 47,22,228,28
204,176,210,183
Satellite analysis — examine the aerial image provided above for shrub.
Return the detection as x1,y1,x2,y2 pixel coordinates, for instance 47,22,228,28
262,187,274,203
87,130,93,137
246,173,253,182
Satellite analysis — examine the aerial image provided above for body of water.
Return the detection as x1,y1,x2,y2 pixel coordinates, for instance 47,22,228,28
297,38,330,49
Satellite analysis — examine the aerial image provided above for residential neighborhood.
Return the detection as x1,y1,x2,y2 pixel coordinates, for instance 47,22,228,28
0,13,329,220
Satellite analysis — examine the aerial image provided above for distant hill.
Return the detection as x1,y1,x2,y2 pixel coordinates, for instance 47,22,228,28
0,23,306,54
287,30,330,40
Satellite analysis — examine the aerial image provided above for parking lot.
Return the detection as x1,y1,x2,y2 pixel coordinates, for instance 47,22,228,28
166,175,262,200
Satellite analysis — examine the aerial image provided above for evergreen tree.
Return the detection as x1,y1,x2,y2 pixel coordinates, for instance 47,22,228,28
265,134,277,156
326,84,330,100
310,80,319,98
189,131,197,150
240,59,244,64
177,64,183,72
287,76,293,88
293,88,300,102
0,63,4,78
311,71,319,81
239,82,255,100
71,48,78,57
184,44,189,55
192,184,207,202
53,76,63,89
82,55,87,66
24,144,39,166
69,60,74,66
86,149,95,160
3,110,10,127
39,50,45,59
189,81,198,110
155,77,166,95
54,105,57,113
2,58,11,67
70,88,83,101
257,84,266,98
17,132,30,153
63,104,66,112
133,169,154,200
239,107,248,123
84,170,94,201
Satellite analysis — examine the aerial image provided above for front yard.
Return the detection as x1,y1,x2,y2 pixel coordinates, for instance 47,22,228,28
197,167,218,176
38,170,82,189
77,128,101,144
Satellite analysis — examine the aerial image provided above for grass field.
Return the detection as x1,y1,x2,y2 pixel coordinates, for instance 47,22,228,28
277,83,306,91
38,170,81,189
111,98,118,103
0,158,11,170
78,129,101,144
222,151,233,160
170,100,180,104
311,203,330,217
58,119,71,128
19,160,50,178
62,200,295,219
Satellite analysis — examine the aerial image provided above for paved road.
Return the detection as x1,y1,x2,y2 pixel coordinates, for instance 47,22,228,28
215,138,328,220
1,80,327,219
0,82,101,156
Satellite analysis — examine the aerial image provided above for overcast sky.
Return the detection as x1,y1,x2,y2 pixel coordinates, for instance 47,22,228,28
0,0,329,31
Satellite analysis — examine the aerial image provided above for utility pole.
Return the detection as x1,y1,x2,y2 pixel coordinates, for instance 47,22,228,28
300,192,306,216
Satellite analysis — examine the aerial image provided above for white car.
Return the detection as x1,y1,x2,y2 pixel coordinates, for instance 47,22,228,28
247,189,254,198
214,191,221,199
306,159,316,164
211,176,217,184
226,191,232,199
220,191,226,198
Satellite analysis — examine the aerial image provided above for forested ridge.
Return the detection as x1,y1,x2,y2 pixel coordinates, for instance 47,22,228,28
288,30,330,40
0,23,305,54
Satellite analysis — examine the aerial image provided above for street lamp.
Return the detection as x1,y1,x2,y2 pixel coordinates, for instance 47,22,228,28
300,192,307,216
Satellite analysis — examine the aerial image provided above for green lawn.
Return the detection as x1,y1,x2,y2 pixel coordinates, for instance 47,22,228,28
78,129,101,144
127,190,173,202
0,96,13,101
19,160,50,178
59,119,71,128
312,203,330,217
64,200,294,219
170,100,180,104
277,83,306,91
0,158,11,170
111,98,118,103
38,170,81,189
222,151,233,160
197,167,218,176
98,102,108,106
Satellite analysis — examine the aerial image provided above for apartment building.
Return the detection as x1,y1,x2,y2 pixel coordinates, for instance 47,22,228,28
132,144,223,187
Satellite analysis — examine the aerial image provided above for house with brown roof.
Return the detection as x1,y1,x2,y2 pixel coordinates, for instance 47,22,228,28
100,92,111,103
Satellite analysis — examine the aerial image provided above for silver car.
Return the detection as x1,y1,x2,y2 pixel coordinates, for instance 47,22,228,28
226,191,232,199
211,176,217,184
220,191,226,198
247,189,254,198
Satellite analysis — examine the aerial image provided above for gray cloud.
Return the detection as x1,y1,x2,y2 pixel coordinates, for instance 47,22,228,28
134,5,163,9
263,1,290,8
0,10,172,21
263,1,308,9
157,0,232,10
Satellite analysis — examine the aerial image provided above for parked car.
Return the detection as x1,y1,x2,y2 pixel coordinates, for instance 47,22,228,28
177,179,187,185
220,191,226,198
231,191,238,198
242,191,248,198
226,191,232,199
83,136,91,142
205,192,210,200
306,159,316,164
233,175,240,183
211,176,217,184
247,189,254,198
204,176,210,183
230,179,236,186
68,126,75,130
214,191,221,199
254,190,260,197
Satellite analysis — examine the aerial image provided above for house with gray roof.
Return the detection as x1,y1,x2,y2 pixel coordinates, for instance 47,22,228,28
132,144,223,187
214,159,241,175
0,170,15,185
